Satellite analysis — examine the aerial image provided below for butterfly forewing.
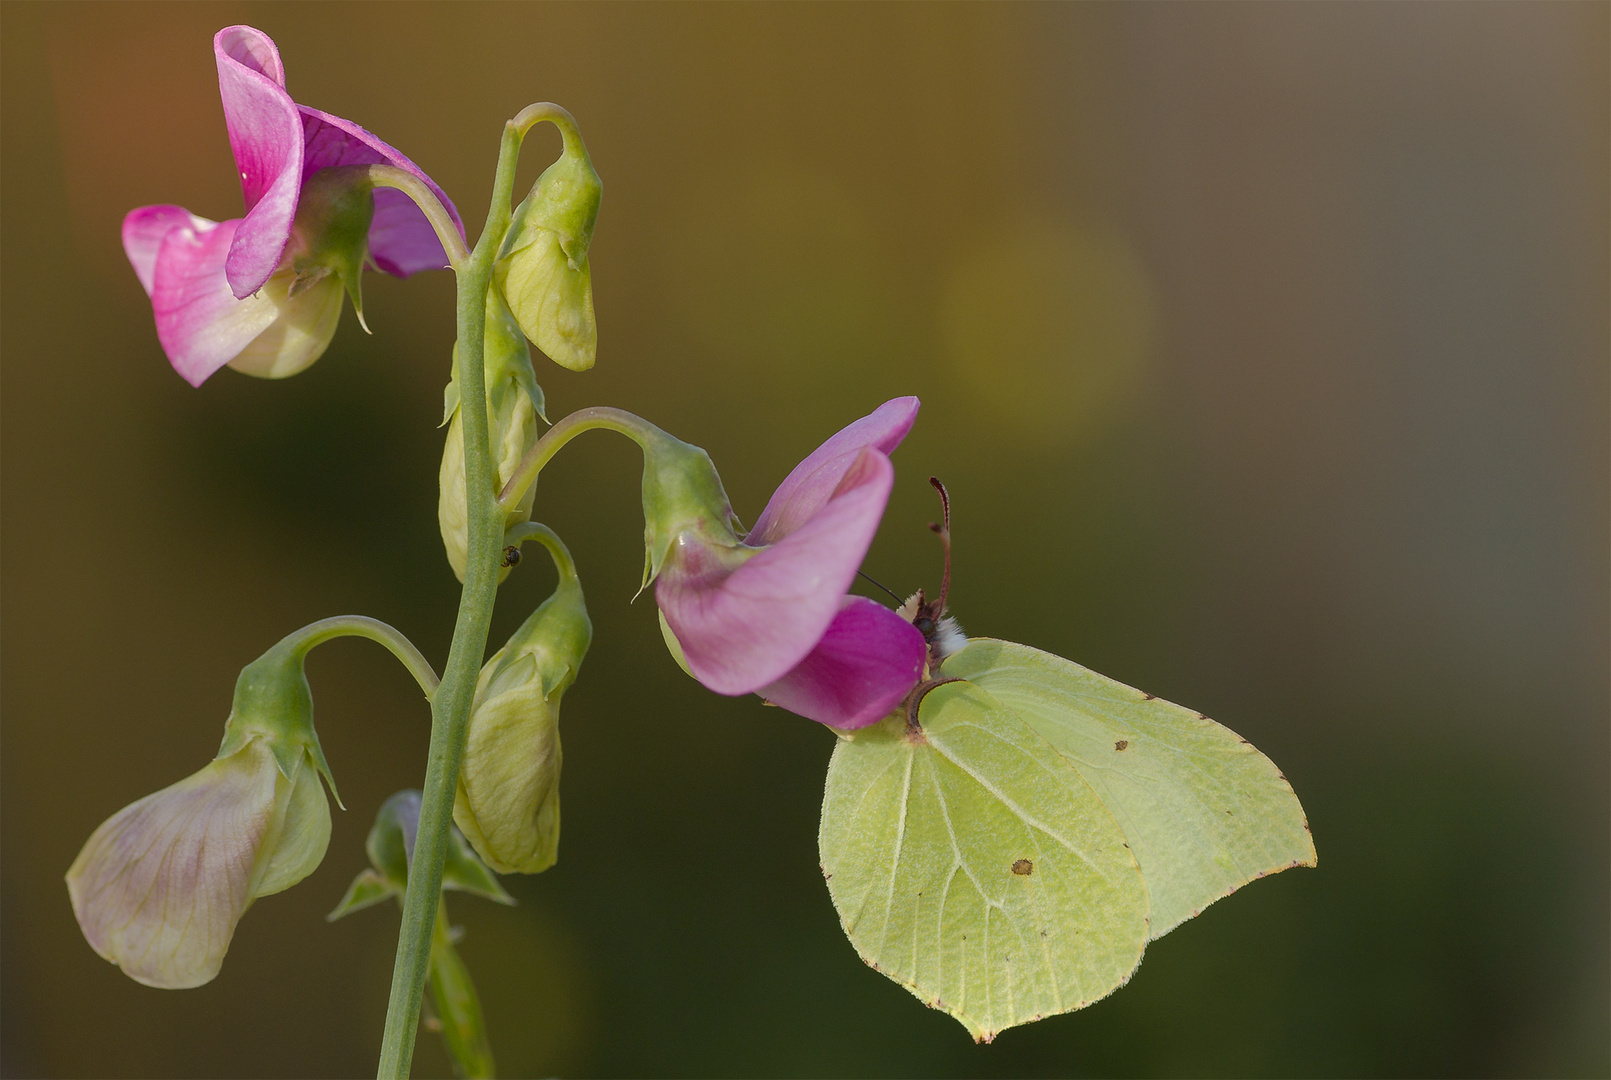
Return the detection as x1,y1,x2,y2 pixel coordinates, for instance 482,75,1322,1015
942,638,1316,939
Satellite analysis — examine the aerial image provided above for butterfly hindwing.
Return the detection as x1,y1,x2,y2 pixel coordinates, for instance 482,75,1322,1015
819,679,1149,1042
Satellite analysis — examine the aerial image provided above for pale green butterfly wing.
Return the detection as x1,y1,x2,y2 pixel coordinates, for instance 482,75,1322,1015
942,638,1316,939
819,680,1149,1042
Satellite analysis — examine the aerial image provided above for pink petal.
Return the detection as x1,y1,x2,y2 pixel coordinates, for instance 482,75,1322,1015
123,205,210,296
658,447,895,694
758,596,926,729
215,26,304,298
150,217,279,386
298,107,465,277
749,397,920,545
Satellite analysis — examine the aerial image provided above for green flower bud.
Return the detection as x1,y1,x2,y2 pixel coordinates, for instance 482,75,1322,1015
454,530,590,873
329,790,513,921
66,639,338,989
439,288,548,583
495,121,601,371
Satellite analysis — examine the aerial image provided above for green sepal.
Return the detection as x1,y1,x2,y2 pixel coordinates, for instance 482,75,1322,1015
367,790,418,887
216,639,342,808
288,165,376,331
443,826,516,906
327,868,400,921
441,289,548,427
497,136,601,269
635,427,746,592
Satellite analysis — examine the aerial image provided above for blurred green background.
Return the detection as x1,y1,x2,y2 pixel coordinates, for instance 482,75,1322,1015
3,3,1606,1077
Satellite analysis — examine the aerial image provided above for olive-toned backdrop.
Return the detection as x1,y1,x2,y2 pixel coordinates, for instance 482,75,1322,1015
3,3,1606,1077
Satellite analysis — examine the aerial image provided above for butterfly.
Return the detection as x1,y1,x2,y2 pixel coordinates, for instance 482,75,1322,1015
820,481,1316,1042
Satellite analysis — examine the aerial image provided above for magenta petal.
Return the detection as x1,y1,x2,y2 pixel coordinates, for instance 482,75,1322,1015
658,448,895,695
123,205,209,296
758,597,926,729
298,107,465,276
215,27,304,298
150,217,278,386
749,397,920,546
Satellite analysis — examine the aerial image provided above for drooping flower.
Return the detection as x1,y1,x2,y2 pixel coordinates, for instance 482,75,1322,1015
65,634,337,988
652,398,929,729
124,25,463,386
66,738,330,989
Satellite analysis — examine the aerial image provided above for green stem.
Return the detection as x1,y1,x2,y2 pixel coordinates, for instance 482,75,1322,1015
284,615,439,698
368,165,471,270
497,406,665,513
376,109,534,1080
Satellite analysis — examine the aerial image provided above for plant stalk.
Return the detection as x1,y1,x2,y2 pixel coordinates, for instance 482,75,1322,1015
375,111,531,1080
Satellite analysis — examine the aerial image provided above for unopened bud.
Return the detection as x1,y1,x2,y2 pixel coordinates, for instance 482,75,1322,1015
495,121,601,371
439,288,548,582
454,531,590,873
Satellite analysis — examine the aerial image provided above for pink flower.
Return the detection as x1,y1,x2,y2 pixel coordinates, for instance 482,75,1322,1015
124,26,464,386
655,398,928,730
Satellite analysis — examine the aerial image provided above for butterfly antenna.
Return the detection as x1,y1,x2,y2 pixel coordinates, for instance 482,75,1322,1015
928,477,952,612
856,569,904,604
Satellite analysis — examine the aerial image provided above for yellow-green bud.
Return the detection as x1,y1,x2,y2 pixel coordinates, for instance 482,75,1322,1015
454,532,590,873
439,288,548,582
495,122,601,371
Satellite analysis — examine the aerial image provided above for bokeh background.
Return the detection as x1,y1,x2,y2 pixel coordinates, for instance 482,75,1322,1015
3,3,1606,1077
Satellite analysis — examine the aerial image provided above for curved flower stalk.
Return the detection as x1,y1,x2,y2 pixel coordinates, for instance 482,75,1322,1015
123,25,464,386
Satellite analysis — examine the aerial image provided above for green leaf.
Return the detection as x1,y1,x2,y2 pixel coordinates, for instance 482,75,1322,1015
327,868,399,922
819,680,1149,1043
942,639,1316,939
443,826,516,906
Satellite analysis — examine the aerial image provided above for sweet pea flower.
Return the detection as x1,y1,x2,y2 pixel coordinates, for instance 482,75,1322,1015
65,632,338,988
654,398,929,730
123,25,464,386
66,738,331,989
